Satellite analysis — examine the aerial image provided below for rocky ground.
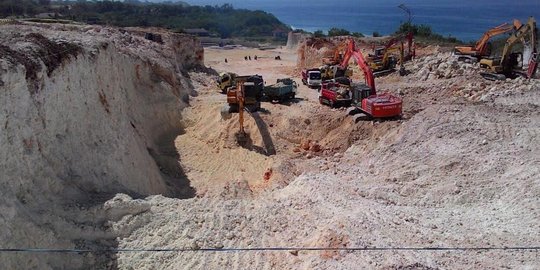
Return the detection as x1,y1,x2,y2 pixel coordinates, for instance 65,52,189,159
1,22,538,269
113,45,540,269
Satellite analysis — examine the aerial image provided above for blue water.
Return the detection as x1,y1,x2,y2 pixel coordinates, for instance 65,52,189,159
181,0,540,41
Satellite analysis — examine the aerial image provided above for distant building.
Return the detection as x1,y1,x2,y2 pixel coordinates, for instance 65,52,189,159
183,28,210,37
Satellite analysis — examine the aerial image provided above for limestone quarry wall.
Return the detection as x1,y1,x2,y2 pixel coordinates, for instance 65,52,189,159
0,23,203,269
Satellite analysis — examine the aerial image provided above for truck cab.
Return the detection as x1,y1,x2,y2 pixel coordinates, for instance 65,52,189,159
302,68,322,88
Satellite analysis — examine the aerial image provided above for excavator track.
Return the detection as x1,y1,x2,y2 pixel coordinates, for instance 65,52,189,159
373,69,395,77
480,72,507,81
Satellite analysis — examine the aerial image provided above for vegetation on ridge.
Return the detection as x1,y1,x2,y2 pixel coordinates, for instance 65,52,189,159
0,0,291,39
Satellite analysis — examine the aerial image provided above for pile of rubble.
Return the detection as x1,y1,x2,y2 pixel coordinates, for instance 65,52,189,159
404,52,540,102
409,52,480,81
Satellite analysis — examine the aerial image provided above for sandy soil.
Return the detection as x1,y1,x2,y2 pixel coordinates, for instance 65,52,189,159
114,44,540,269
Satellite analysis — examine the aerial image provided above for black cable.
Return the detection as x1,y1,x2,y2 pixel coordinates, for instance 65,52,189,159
0,246,538,254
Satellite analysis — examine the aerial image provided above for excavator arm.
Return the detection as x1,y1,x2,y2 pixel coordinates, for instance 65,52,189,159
500,18,536,72
340,38,402,118
340,39,376,95
455,20,521,59
480,17,537,80
475,21,521,54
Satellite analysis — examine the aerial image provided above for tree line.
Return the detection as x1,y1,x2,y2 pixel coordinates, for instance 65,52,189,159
0,0,291,38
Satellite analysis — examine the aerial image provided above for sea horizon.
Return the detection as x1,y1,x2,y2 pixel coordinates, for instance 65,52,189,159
180,0,540,41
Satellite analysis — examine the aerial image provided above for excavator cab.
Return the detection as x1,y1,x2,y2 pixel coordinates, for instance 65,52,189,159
351,83,372,104
480,17,537,80
368,47,385,60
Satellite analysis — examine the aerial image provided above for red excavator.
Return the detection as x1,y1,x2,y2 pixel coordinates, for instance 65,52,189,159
319,38,402,119
454,20,522,62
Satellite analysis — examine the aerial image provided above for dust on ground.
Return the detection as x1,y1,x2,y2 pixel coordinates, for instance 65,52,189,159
116,44,540,269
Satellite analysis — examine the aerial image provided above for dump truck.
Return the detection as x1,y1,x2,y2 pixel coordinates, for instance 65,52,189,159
318,81,352,108
263,78,297,102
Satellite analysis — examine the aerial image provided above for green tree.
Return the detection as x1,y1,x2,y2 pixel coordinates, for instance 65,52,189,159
372,31,381,37
351,32,364,38
328,27,350,36
313,30,324,38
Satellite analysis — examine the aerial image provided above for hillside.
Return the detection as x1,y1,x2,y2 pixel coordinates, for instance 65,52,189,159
0,1,291,39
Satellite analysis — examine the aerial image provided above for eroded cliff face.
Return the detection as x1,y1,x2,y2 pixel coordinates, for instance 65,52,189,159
0,23,203,269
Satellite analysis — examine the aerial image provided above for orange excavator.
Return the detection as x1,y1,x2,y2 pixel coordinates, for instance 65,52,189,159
322,42,348,65
343,38,402,118
479,17,538,80
454,20,522,62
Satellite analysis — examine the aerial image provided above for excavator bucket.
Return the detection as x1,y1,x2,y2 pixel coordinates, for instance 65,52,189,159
235,131,249,145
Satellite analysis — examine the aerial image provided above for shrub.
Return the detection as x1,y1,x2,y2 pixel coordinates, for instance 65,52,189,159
328,27,350,36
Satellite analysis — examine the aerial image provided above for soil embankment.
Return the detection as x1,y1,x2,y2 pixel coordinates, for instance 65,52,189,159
0,23,202,269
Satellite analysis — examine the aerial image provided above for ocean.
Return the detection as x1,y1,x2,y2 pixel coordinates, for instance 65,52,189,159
182,0,540,42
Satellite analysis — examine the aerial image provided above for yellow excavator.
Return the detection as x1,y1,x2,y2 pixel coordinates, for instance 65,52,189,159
366,32,414,76
454,20,522,62
367,42,405,76
479,17,538,80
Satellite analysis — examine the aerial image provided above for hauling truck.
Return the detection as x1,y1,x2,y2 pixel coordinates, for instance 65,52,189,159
263,78,298,102
301,68,322,88
217,72,260,94
319,81,352,108
225,75,264,112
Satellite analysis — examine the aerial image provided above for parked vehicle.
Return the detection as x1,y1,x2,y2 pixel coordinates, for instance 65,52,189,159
263,78,298,102
318,81,352,108
301,68,322,88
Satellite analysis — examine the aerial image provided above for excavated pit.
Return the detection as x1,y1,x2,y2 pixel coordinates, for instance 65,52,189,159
2,23,538,269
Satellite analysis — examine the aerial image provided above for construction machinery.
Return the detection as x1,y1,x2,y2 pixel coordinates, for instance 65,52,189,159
366,32,415,76
220,78,264,144
454,20,522,62
319,81,352,107
301,68,322,88
479,17,537,81
320,38,402,118
263,78,297,102
322,42,348,65
217,72,261,94
225,75,264,113
319,64,353,81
